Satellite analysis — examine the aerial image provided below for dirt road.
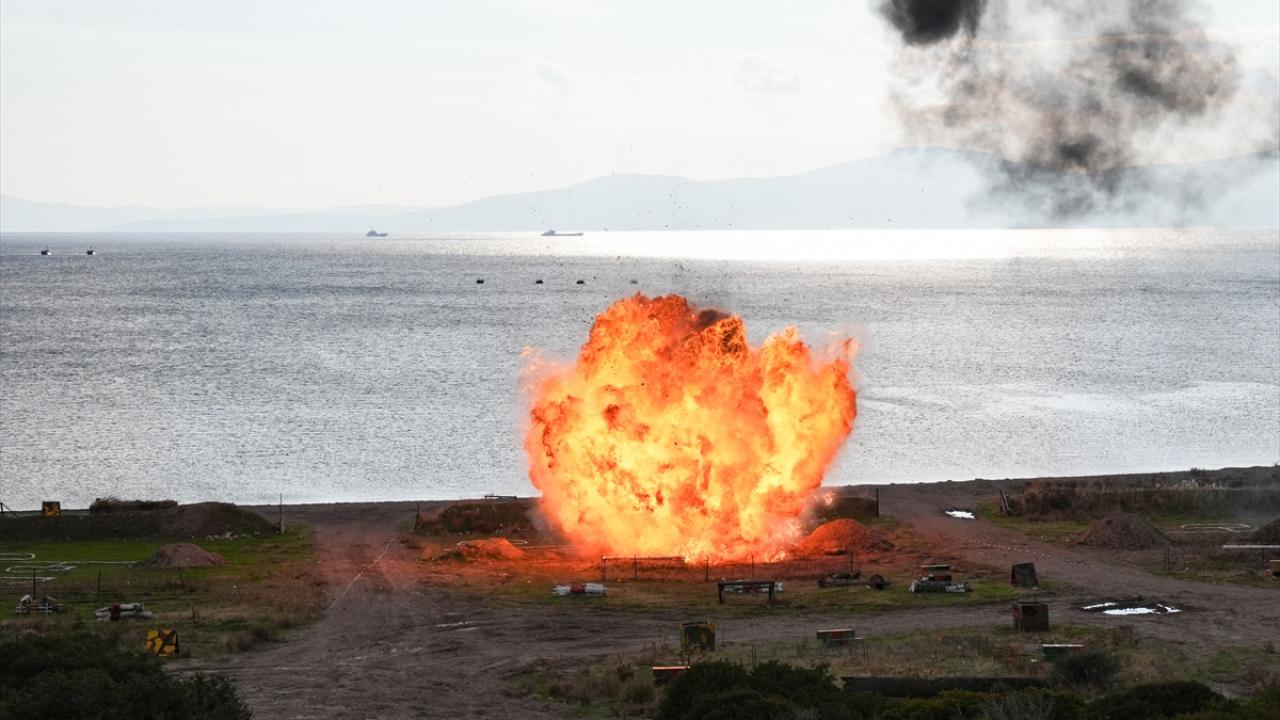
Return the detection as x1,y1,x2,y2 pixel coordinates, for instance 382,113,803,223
186,491,1279,719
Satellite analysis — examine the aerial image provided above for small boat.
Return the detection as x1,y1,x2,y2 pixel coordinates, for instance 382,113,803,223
39,247,49,256
366,228,389,237
86,247,95,256
541,229,584,237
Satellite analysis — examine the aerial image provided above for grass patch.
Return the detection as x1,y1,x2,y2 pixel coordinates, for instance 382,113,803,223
508,656,659,719
0,526,323,659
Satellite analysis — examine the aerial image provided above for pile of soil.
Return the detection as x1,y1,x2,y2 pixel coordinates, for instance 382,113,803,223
139,543,226,568
1076,512,1168,549
419,501,534,535
450,538,526,561
794,519,892,556
157,502,277,538
1252,517,1280,544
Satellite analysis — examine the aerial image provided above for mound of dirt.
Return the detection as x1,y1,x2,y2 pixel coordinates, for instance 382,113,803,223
1077,512,1168,549
158,502,276,538
451,538,526,561
1252,517,1280,544
139,543,226,568
794,519,892,556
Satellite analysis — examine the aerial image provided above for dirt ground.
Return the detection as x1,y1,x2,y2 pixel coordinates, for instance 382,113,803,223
179,482,1280,720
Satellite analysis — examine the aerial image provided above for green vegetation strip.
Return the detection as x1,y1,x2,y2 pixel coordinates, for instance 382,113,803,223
0,526,323,658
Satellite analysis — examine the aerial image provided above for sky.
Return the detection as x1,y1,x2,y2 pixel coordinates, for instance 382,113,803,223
1,0,1277,209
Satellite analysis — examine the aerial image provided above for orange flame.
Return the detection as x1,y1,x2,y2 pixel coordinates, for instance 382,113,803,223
525,294,857,561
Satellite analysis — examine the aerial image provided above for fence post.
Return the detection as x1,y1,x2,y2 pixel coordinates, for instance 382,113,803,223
633,556,638,581
601,557,607,583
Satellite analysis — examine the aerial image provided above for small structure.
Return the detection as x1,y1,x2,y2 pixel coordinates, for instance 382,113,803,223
15,594,63,615
717,579,779,605
1269,559,1280,578
1042,643,1084,661
817,572,888,590
651,666,689,685
817,628,868,657
95,602,153,622
41,501,61,518
1011,562,1039,587
816,628,861,646
1013,601,1049,632
919,564,952,582
552,582,606,597
909,578,970,593
145,629,180,656
680,621,716,653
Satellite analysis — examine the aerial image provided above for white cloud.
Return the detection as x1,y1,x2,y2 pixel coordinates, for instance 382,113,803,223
727,54,803,95
527,56,579,103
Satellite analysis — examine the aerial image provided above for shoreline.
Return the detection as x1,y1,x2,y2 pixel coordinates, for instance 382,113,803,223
3,464,1273,516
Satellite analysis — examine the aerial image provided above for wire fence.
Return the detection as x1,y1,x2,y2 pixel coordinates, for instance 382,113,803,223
600,554,861,583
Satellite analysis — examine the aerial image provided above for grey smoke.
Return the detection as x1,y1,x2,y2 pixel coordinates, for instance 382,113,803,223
878,0,1280,219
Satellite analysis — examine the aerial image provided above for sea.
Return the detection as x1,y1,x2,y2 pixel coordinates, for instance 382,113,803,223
1,229,1277,510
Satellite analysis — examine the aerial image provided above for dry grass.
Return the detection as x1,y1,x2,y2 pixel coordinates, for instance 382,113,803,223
508,623,1280,718
1009,467,1280,521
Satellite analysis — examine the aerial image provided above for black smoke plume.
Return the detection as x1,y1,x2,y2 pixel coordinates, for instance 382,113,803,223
878,0,987,46
877,0,1279,220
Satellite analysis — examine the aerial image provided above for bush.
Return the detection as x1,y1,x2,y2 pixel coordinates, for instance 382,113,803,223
89,497,179,514
1089,681,1222,720
1011,472,1280,520
814,495,879,524
420,501,534,535
0,630,251,719
881,691,987,720
749,661,844,708
982,689,1085,720
681,688,797,720
657,661,752,720
657,660,851,720
1050,649,1122,690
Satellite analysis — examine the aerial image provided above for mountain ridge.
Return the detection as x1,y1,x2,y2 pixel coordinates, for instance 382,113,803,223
3,147,1276,232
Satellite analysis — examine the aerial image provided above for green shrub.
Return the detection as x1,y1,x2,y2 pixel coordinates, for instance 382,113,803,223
1050,649,1122,690
0,630,251,720
881,691,987,720
657,661,752,720
982,689,1086,720
681,688,797,720
749,661,843,707
1090,681,1222,720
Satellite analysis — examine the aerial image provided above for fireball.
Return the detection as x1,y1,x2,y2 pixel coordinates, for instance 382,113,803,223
524,294,856,561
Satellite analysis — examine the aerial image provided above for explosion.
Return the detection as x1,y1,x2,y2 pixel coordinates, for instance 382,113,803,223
524,294,857,561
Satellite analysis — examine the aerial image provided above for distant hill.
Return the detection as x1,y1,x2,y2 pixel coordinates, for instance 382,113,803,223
2,148,1276,232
